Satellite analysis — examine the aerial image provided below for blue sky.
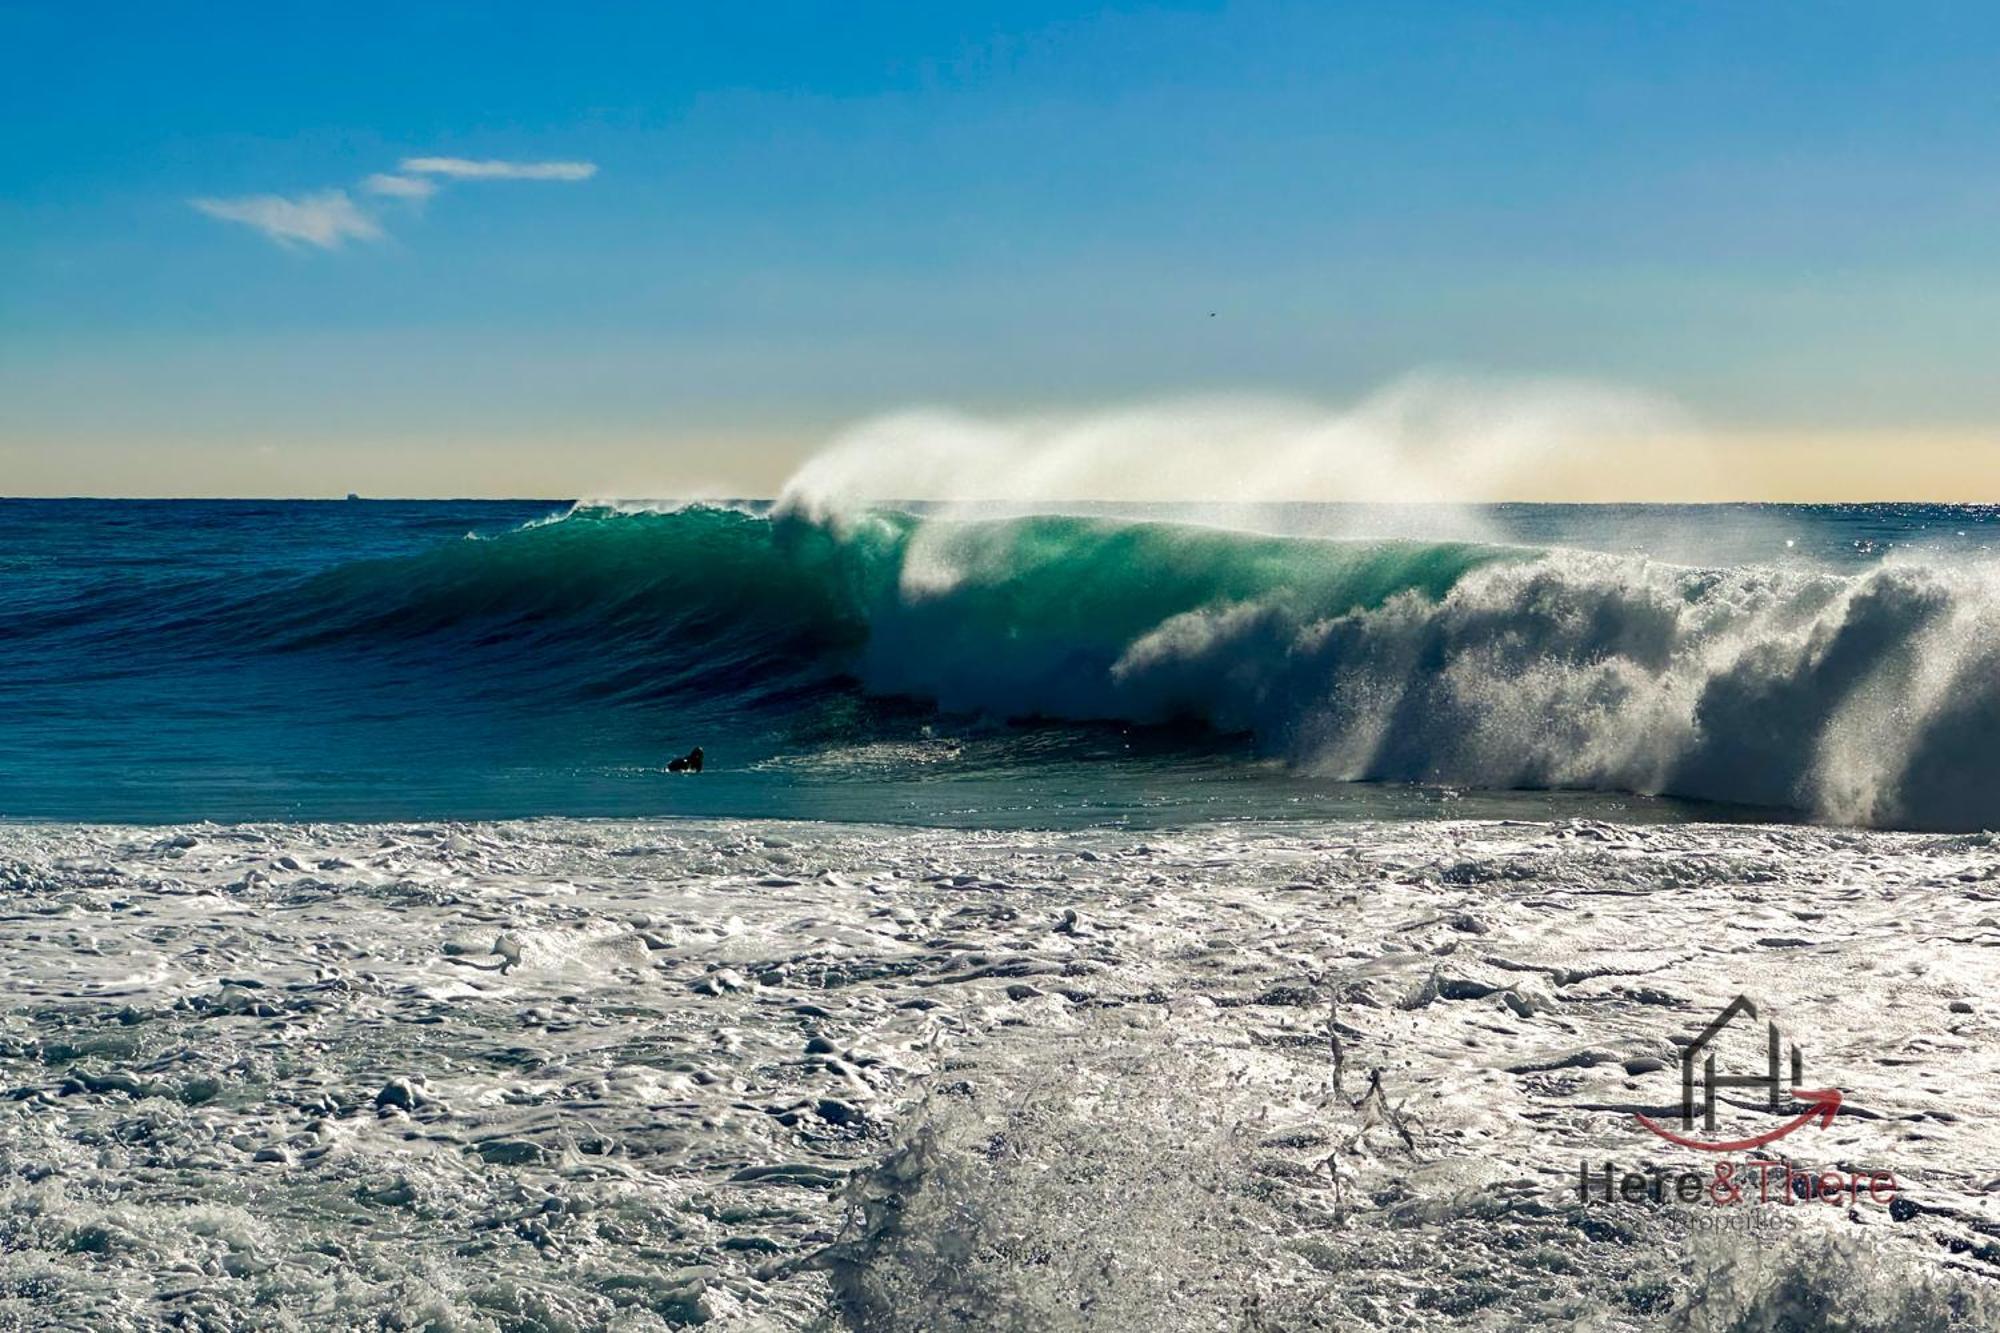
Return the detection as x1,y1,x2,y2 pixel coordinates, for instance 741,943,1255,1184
4,2,1999,496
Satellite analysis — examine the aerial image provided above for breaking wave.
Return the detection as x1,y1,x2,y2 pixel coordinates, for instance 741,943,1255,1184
93,502,2000,831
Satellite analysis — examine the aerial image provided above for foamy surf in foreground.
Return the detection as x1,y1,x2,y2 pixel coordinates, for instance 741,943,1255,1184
0,817,1994,1329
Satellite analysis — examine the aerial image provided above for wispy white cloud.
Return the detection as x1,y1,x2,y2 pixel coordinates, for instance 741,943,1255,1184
194,155,597,250
399,156,598,182
189,190,382,249
362,172,438,200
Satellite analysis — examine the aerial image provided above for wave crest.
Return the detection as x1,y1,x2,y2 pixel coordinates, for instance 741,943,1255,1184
163,503,2000,829
1102,552,2000,829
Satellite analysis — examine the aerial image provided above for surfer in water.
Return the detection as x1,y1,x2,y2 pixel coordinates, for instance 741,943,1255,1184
668,746,704,773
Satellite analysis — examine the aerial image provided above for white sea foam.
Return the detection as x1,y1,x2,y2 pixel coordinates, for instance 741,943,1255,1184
0,817,1994,1327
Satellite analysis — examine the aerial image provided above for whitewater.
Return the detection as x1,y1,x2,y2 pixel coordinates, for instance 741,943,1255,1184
2,816,1996,1329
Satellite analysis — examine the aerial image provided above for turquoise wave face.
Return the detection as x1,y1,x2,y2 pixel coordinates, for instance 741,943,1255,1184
828,510,1506,721
0,499,1519,823
137,502,1511,719
9,497,2000,830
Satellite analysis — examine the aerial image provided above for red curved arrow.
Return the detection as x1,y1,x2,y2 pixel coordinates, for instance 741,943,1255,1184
1633,1088,1842,1152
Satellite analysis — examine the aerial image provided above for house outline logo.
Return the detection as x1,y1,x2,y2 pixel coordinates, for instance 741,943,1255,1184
1633,995,1843,1152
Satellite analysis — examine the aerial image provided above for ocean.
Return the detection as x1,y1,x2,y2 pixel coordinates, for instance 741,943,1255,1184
3,498,1997,1330
3,497,1997,829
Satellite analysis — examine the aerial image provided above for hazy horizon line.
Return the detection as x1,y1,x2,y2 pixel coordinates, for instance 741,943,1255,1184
6,494,1998,507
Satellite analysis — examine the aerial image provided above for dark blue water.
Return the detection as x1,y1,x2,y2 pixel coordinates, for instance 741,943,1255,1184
5,498,1998,828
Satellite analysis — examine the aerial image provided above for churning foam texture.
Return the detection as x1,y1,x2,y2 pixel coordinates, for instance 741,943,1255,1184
1097,550,2000,828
